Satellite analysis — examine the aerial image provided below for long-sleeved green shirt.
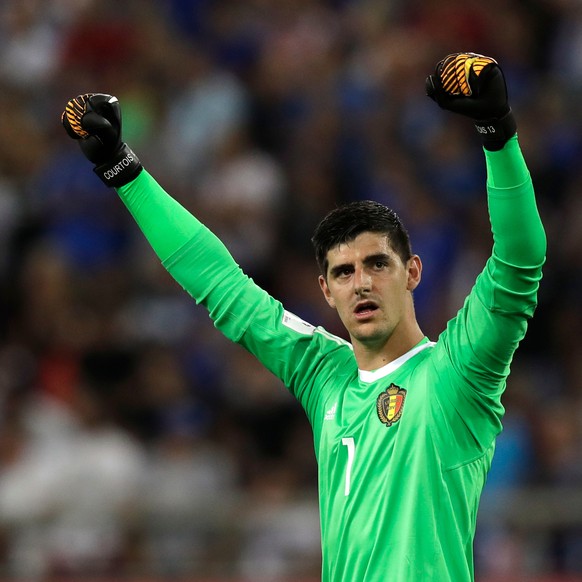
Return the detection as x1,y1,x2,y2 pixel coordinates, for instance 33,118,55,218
117,136,546,581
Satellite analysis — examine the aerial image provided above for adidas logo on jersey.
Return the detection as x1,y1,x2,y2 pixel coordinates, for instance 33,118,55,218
324,402,337,421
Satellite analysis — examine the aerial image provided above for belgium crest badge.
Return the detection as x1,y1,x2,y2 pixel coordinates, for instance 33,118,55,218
376,383,406,427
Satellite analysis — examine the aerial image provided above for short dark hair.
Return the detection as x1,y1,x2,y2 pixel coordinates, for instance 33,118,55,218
311,200,413,276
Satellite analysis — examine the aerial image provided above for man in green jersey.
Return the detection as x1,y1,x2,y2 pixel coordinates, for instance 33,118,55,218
62,52,545,581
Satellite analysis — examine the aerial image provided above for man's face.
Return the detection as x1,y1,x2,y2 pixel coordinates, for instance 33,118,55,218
318,232,421,349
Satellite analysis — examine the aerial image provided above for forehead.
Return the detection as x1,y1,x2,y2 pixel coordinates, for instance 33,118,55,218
326,232,394,263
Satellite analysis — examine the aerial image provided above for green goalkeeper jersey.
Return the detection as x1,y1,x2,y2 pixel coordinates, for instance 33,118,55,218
117,136,545,581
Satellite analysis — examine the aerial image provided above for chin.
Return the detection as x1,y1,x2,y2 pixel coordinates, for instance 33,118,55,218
350,326,388,345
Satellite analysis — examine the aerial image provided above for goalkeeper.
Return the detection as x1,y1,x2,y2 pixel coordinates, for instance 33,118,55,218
62,53,545,581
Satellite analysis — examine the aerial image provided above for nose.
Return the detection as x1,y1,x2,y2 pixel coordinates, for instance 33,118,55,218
354,266,372,295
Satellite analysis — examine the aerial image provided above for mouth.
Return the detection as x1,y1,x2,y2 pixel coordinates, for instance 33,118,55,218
353,300,379,320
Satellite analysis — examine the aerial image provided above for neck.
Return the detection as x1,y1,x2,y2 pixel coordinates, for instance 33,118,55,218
352,324,425,371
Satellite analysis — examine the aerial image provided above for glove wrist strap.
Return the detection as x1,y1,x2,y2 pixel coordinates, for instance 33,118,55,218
93,143,143,188
474,109,517,151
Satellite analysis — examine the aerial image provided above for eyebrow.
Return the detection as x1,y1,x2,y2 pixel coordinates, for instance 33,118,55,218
363,253,392,266
328,252,392,278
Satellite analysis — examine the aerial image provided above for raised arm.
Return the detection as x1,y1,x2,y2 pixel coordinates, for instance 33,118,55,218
61,94,350,419
61,93,282,335
426,53,546,390
426,53,545,271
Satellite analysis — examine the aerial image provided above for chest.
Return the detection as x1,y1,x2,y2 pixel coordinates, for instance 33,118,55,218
314,373,444,511
316,372,432,466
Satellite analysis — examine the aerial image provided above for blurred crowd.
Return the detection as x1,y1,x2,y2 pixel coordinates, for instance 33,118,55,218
1,0,582,579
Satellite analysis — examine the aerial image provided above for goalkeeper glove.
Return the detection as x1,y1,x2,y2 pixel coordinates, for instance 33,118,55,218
62,93,142,187
425,52,517,151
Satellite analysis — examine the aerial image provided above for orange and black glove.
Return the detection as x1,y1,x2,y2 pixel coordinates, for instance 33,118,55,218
62,93,142,187
426,52,517,151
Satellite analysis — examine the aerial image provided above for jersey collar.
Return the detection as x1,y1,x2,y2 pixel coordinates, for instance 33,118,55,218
358,338,435,383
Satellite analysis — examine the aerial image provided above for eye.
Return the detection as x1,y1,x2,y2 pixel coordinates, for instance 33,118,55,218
374,260,387,270
331,266,353,279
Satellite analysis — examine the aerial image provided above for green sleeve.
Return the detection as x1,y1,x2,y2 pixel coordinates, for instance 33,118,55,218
118,170,259,340
452,135,546,378
116,171,353,419
117,170,204,262
485,135,547,275
430,136,546,449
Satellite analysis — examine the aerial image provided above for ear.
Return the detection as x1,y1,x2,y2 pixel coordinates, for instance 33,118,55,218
318,275,336,309
406,255,422,291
